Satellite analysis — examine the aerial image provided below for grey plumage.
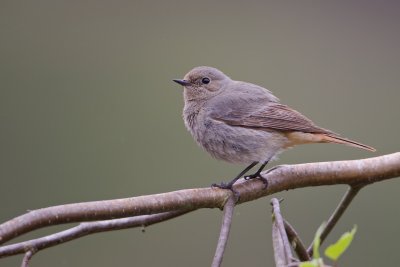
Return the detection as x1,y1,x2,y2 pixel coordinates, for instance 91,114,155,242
174,66,375,188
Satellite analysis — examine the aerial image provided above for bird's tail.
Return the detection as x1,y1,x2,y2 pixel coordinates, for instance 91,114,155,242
320,134,376,152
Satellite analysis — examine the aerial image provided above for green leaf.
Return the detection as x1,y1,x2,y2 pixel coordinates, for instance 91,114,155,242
325,225,357,261
313,222,326,259
299,261,318,267
299,259,323,267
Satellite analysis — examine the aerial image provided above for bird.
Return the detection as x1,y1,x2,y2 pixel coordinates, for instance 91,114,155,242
173,66,375,190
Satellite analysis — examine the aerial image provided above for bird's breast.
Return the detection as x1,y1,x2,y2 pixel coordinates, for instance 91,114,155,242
183,103,202,141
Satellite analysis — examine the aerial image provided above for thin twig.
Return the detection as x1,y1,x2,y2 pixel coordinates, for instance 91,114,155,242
0,210,192,258
271,198,293,265
307,185,363,256
20,250,35,267
272,219,286,267
284,219,310,261
211,194,236,267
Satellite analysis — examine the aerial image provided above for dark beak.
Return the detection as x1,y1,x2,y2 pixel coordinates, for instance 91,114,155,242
173,79,191,86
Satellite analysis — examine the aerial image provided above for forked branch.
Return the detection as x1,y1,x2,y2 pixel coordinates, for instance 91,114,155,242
0,152,399,265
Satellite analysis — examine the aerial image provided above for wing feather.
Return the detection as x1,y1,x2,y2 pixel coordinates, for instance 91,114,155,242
213,102,333,134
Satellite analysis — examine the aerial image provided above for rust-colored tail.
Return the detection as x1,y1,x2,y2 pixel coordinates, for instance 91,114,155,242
321,134,376,152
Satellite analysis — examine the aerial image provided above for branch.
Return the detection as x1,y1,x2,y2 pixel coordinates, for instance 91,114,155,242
272,218,287,267
0,153,399,247
271,198,293,266
284,220,310,261
211,194,236,267
0,210,192,258
307,185,362,256
20,250,35,267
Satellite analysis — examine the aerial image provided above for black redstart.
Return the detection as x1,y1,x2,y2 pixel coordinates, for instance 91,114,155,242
173,66,375,189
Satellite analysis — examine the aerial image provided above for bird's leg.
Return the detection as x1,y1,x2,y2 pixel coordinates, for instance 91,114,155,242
244,161,269,187
244,161,269,179
212,161,258,190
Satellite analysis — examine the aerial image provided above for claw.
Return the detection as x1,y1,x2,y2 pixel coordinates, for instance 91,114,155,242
257,165,286,189
244,173,259,180
211,182,240,200
211,182,230,189
243,172,270,189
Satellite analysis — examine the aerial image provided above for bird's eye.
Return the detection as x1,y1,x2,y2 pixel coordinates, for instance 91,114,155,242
201,77,210,84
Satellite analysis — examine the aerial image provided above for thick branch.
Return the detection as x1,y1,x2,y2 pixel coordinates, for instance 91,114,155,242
1,153,399,246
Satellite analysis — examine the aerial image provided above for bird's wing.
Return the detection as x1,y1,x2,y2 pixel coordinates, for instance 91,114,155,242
212,100,333,134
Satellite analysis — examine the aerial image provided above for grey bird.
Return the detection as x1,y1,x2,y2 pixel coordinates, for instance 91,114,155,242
173,66,375,190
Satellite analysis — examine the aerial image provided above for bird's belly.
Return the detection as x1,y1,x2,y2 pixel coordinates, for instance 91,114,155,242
195,120,288,164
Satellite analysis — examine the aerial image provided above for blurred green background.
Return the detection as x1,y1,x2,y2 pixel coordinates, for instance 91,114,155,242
1,1,399,266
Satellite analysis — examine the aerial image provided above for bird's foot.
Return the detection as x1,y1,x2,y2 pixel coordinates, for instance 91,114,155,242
244,165,286,188
243,173,260,180
211,181,232,190
244,172,269,188
211,182,240,199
